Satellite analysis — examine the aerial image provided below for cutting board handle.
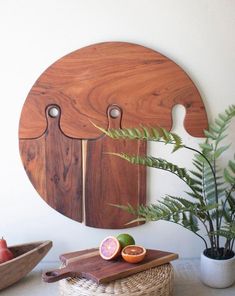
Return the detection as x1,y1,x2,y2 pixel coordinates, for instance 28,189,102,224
42,267,77,283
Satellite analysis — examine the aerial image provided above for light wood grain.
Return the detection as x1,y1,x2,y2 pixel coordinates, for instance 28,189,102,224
65,250,100,265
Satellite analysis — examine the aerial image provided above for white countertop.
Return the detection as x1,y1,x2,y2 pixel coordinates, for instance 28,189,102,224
1,259,235,296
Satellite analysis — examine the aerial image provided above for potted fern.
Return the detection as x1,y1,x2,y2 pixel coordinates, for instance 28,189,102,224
95,105,235,288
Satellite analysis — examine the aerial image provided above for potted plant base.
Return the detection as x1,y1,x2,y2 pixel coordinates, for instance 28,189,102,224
200,249,235,288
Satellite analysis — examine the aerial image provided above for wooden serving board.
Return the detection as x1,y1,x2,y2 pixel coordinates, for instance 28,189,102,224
42,248,178,284
84,106,146,228
19,42,208,228
19,105,83,222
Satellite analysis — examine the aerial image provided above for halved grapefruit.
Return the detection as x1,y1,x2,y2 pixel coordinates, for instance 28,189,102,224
121,245,146,263
99,236,121,260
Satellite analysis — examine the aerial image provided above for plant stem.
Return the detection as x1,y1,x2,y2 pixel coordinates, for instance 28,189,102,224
194,232,208,249
200,162,216,254
213,157,220,251
231,238,235,250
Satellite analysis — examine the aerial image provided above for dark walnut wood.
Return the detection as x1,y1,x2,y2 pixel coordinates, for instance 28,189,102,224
42,248,178,284
19,42,208,140
84,105,146,228
19,105,82,222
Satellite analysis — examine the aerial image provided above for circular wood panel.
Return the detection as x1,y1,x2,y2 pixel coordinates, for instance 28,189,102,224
19,42,208,140
18,42,208,228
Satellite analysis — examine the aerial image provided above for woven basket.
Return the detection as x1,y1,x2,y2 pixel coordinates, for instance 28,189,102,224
59,263,173,296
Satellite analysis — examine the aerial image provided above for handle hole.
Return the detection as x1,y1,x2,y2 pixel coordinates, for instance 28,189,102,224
109,108,121,118
45,271,58,277
48,107,60,118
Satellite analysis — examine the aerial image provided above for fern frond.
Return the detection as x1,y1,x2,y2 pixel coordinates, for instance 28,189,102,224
224,168,235,184
227,193,235,211
224,155,235,185
92,123,183,152
110,153,205,200
212,221,235,240
203,105,235,157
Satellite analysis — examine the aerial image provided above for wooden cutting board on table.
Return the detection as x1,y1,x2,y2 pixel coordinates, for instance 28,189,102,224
18,42,208,228
42,248,178,284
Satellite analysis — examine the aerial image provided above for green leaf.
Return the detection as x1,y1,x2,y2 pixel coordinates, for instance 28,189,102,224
201,203,218,211
218,113,227,121
185,191,202,200
210,124,221,133
204,130,217,140
227,194,235,210
199,143,213,151
224,168,235,184
160,128,171,142
151,127,160,139
214,145,230,158
189,170,202,180
228,160,235,173
141,126,151,138
133,127,143,138
167,195,198,208
215,118,225,127
215,134,228,145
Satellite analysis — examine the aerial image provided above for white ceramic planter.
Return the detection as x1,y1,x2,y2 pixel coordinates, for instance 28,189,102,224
200,251,235,288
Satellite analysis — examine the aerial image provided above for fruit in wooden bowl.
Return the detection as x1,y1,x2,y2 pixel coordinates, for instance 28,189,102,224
121,245,146,263
99,236,121,260
0,240,52,290
0,238,14,264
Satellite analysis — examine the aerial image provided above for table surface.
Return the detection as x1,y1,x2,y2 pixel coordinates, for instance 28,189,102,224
1,259,235,296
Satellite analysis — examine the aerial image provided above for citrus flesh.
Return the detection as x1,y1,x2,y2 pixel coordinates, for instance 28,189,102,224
117,233,135,249
121,245,146,263
99,236,121,260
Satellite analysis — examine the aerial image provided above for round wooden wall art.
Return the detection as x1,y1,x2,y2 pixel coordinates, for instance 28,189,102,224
19,42,208,229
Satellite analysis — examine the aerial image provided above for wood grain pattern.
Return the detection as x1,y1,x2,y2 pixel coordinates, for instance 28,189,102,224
84,105,146,228
19,42,208,140
18,42,209,228
42,248,178,284
19,105,83,222
0,241,52,290
19,137,47,200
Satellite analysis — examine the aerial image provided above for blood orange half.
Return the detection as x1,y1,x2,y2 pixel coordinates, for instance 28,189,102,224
99,236,121,260
121,245,146,263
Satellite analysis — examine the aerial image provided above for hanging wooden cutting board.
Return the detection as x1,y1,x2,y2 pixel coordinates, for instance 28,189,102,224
19,105,83,221
19,42,208,228
84,105,146,228
42,248,178,284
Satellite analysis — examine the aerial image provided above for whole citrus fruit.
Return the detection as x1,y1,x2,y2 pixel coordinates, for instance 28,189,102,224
121,245,146,263
117,233,135,249
99,236,121,260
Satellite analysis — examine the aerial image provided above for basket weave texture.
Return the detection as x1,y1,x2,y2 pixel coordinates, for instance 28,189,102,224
59,263,173,296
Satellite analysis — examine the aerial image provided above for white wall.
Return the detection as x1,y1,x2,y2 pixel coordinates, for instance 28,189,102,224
0,0,234,261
